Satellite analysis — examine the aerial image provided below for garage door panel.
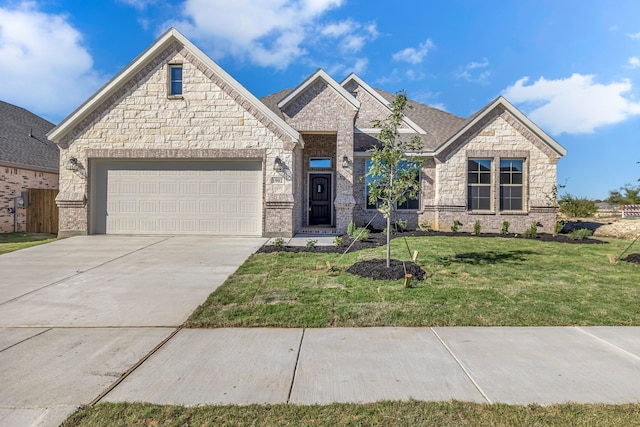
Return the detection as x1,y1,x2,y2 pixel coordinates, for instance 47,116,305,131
102,162,262,236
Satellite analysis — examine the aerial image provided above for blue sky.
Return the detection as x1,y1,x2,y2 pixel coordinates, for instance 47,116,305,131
1,0,639,199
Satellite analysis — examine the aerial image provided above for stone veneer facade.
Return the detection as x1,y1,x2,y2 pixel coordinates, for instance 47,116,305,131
56,41,299,238
0,166,58,233
52,30,564,238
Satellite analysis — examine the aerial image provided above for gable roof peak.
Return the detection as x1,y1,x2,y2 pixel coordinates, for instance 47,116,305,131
340,74,427,135
48,27,301,145
277,68,360,110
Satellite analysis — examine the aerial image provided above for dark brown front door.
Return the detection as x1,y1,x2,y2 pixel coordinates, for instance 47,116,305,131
309,174,332,225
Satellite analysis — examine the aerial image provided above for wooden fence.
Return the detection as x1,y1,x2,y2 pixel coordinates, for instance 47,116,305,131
26,189,59,234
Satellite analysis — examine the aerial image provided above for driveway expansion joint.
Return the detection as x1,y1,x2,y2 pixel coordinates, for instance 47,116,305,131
0,328,52,353
575,326,640,361
89,326,183,406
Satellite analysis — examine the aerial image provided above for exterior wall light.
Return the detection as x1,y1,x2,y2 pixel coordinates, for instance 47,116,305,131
342,156,350,168
274,157,284,171
65,157,79,171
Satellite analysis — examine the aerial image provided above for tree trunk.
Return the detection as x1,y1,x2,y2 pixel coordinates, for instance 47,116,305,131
386,213,391,268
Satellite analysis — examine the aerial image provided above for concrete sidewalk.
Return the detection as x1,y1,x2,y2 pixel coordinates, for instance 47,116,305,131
102,326,640,406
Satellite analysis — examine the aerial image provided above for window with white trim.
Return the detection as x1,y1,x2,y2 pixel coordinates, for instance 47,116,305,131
500,159,524,211
468,159,492,211
169,65,183,96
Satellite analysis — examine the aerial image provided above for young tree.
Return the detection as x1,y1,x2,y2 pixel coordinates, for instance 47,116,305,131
367,91,424,267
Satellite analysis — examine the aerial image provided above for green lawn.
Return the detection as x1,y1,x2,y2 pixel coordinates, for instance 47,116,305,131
188,235,640,327
0,233,57,255
63,401,640,427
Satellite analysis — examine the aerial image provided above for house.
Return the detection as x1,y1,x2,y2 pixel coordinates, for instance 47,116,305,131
48,28,566,238
0,101,59,233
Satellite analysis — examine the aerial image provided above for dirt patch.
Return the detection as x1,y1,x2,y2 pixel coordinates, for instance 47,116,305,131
346,259,426,281
622,253,640,264
563,218,640,240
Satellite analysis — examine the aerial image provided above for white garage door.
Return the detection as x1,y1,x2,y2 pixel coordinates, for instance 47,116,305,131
102,162,262,236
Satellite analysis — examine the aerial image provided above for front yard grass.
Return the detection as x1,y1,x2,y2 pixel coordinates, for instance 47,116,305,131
0,232,57,255
63,401,640,426
188,236,639,327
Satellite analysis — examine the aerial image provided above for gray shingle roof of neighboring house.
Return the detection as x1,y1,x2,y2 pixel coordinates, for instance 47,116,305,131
260,88,469,152
0,100,58,173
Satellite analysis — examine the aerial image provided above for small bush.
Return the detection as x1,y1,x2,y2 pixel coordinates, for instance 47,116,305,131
500,221,510,235
451,219,461,233
334,236,343,247
569,228,593,240
394,218,408,232
419,221,432,231
306,239,318,248
347,220,356,236
554,220,564,236
523,221,538,239
473,220,481,235
353,227,370,241
273,237,285,247
558,194,597,218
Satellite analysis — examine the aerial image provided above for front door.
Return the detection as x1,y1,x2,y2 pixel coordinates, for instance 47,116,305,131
309,174,332,225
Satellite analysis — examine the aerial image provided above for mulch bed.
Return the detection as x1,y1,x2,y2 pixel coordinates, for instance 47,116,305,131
257,230,606,255
622,253,640,264
346,259,426,281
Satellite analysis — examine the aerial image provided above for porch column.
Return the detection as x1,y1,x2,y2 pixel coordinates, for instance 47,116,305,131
334,110,356,234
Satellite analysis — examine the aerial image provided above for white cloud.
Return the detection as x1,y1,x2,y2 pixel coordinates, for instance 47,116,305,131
321,20,352,38
392,39,434,64
626,31,640,40
503,73,640,135
626,56,640,69
454,58,490,83
170,0,345,69
0,2,103,121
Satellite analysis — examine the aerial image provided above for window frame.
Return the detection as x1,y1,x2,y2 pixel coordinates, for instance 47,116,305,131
168,64,183,97
364,159,421,211
499,159,525,211
467,158,493,212
309,157,332,169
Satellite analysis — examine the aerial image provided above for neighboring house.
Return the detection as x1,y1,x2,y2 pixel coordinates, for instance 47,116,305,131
0,101,59,233
48,28,566,238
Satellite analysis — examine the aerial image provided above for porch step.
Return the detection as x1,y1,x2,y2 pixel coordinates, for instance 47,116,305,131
298,227,339,235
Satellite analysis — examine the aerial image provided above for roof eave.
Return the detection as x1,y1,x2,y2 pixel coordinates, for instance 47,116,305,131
48,28,302,146
434,96,567,157
340,73,427,135
277,69,360,111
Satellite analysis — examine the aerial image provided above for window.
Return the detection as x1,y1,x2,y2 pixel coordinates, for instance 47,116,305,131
500,159,524,211
309,158,331,168
169,65,183,96
468,159,492,210
365,160,420,210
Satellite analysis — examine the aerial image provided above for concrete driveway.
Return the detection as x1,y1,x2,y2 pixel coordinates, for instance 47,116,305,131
0,235,265,426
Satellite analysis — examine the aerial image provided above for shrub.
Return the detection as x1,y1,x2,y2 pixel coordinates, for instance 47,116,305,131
394,218,408,232
347,220,356,236
554,220,564,236
523,221,538,239
273,237,285,247
334,236,343,247
451,219,461,233
569,228,593,240
558,194,597,218
500,221,510,235
353,227,370,241
419,221,432,231
473,220,481,235
306,239,318,248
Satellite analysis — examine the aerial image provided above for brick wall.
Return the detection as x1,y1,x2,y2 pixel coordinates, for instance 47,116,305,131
1,166,58,233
